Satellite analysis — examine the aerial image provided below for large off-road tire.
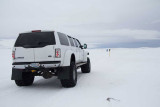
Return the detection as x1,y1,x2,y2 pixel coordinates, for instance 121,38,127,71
15,72,34,86
81,57,91,73
60,62,77,88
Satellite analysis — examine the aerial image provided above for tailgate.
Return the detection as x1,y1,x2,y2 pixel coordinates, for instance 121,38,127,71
13,31,56,63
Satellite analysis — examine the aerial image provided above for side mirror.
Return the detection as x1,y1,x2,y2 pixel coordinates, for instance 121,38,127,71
79,45,83,49
83,44,87,49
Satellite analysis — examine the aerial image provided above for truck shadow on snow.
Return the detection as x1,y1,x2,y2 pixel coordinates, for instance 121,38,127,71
27,72,84,89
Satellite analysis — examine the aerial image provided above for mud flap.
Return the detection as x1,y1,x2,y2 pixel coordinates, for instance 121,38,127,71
57,66,70,79
11,68,24,80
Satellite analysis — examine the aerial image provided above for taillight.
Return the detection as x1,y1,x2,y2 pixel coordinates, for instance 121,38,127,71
12,51,15,59
55,48,61,58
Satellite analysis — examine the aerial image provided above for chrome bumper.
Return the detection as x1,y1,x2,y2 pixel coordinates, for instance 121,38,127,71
12,61,61,69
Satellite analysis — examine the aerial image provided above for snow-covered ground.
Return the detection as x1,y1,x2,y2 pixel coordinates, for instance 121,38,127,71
0,40,160,107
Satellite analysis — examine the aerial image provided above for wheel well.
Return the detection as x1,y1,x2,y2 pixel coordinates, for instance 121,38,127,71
71,54,75,63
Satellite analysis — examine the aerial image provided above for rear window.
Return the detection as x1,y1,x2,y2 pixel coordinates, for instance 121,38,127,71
15,32,56,48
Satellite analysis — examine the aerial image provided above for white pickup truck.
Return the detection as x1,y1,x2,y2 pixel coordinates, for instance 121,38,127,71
11,30,91,88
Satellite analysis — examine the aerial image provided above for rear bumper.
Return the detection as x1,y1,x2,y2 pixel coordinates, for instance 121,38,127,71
11,65,71,80
12,61,61,69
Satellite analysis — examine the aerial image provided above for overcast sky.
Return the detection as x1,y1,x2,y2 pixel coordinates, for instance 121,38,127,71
0,0,160,48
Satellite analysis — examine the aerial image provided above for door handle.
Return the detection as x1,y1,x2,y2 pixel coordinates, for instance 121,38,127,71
48,55,52,57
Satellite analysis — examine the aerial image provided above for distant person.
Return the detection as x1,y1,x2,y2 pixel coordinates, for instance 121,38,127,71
109,49,111,56
106,49,108,52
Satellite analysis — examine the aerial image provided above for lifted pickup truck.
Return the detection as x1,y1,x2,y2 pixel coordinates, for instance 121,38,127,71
11,30,91,87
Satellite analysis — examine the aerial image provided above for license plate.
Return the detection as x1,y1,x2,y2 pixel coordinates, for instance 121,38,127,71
30,63,39,68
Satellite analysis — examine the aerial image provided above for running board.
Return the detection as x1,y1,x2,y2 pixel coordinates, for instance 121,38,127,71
76,62,86,67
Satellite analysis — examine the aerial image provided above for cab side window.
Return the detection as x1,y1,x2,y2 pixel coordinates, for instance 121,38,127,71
76,39,81,48
58,32,69,46
68,36,74,47
73,39,78,47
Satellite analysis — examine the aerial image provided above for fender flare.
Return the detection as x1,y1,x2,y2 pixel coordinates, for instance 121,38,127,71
62,50,73,66
83,51,88,62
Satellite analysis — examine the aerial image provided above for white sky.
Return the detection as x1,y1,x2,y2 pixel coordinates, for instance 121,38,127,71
0,0,160,47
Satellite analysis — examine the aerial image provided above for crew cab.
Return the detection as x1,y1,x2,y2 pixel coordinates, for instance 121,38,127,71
11,30,91,87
